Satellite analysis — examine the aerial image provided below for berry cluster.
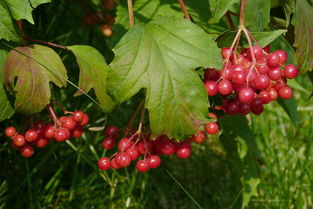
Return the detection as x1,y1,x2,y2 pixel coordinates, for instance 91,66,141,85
204,45,298,115
4,110,89,157
98,119,219,172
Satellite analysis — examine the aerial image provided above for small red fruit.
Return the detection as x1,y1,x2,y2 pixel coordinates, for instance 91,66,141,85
72,110,85,122
21,145,34,157
12,135,26,147
54,128,70,142
205,122,219,135
192,131,206,144
5,127,16,138
176,147,191,159
98,157,111,170
147,155,161,168
136,160,149,172
25,129,38,142
118,138,134,152
105,126,119,139
115,152,132,167
102,137,115,150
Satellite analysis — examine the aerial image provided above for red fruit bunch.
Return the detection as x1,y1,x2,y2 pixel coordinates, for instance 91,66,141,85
203,45,298,116
98,121,219,173
4,109,89,157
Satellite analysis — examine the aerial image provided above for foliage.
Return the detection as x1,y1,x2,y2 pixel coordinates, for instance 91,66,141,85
0,0,312,208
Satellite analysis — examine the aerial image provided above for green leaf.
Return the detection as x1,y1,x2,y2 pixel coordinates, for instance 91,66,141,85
244,0,271,31
294,0,313,72
216,30,287,48
68,45,115,112
277,97,298,125
109,17,221,139
113,0,211,45
208,0,237,24
4,44,67,114
0,49,14,121
279,0,295,27
0,2,20,42
4,0,51,24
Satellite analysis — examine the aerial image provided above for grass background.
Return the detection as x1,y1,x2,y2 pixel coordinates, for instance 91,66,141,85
0,0,313,208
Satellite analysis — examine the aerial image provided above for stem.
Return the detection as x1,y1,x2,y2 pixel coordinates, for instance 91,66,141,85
178,0,191,21
23,36,67,49
239,0,246,27
138,105,146,133
242,27,257,83
246,30,268,55
47,104,60,127
223,29,242,68
127,0,134,28
226,11,236,31
127,100,145,130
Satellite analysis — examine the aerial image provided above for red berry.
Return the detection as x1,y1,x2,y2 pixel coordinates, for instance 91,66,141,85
25,129,38,142
268,67,282,81
136,160,149,172
222,48,232,59
102,137,115,149
279,86,293,99
284,64,298,79
44,125,55,138
251,98,264,115
232,71,246,84
246,46,263,60
98,157,111,170
110,158,120,170
258,91,271,104
159,140,175,155
257,64,270,74
115,152,131,167
72,110,85,122
176,147,191,159
12,134,26,147
254,75,270,90
21,145,34,157
125,147,139,161
224,100,239,115
204,68,220,81
105,126,119,139
192,131,206,144
147,155,161,168
60,116,76,131
218,80,233,95
233,65,244,73
137,140,153,155
54,128,70,142
238,88,255,103
275,50,288,65
5,127,16,138
209,112,217,119
221,66,233,80
269,88,278,101
118,138,134,152
263,45,270,53
204,81,218,96
71,127,83,138
35,138,49,148
266,53,280,68
79,114,89,126
239,103,251,115
205,122,219,135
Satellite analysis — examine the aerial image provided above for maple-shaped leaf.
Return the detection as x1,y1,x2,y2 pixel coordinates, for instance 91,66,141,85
0,2,20,42
4,44,67,114
294,0,313,72
68,45,115,112
108,17,221,139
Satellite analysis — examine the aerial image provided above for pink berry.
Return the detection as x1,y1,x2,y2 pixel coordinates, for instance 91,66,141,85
257,64,270,74
98,157,111,170
275,50,288,65
232,71,246,84
136,160,149,172
221,48,232,59
269,88,278,101
254,75,270,90
266,53,280,68
268,67,282,81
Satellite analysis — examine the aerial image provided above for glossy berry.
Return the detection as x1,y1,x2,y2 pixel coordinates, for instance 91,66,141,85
238,88,255,103
224,100,239,115
254,75,270,90
247,46,263,60
268,67,282,81
218,80,233,95
21,145,34,157
60,117,76,130
118,138,134,152
222,66,233,80
204,68,220,81
13,135,26,147
79,114,89,127
5,127,16,138
105,126,119,139
239,103,251,115
204,81,218,96
192,131,206,144
209,112,217,119
176,147,191,159
72,110,85,122
205,122,219,135
25,129,38,142
221,48,232,59
98,157,111,170
257,64,270,74
266,53,280,68
147,155,161,168
258,91,271,104
279,86,293,99
137,140,154,155
102,137,115,150
44,125,55,138
115,153,131,167
232,71,246,84
136,160,149,172
275,50,288,65
54,128,70,142
269,88,278,101
284,64,298,79
110,158,120,170
251,99,264,115
35,138,49,148
71,127,83,138
159,140,175,155
126,148,139,161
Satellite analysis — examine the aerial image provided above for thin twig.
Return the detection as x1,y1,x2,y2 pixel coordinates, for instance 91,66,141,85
127,100,145,130
23,36,68,49
239,0,246,27
226,11,236,31
127,0,135,27
178,0,191,21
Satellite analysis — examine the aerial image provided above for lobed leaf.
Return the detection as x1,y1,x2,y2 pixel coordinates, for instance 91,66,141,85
244,0,271,31
0,49,14,121
208,0,237,24
68,45,115,112
109,17,221,139
0,2,20,42
294,0,313,73
4,44,67,114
